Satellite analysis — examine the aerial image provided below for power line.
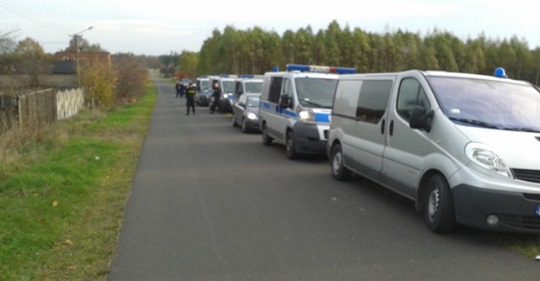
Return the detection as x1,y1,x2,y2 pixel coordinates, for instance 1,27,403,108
0,0,66,35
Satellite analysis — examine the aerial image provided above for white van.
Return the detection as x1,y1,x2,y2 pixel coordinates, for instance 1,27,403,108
195,76,211,106
259,64,356,159
234,75,263,100
209,75,237,113
328,69,540,233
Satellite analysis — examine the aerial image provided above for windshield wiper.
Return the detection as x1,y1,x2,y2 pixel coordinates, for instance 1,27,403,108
501,127,540,133
301,99,329,108
449,117,501,129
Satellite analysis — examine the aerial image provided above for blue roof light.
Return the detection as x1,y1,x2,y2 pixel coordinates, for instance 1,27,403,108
286,64,356,74
238,75,255,79
494,67,508,78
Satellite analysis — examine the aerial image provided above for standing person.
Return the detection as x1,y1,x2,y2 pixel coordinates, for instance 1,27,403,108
210,81,221,114
180,82,187,98
175,81,181,98
185,83,196,115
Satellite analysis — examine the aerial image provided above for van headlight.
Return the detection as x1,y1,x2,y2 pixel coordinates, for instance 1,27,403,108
465,143,513,178
296,107,315,123
222,93,229,99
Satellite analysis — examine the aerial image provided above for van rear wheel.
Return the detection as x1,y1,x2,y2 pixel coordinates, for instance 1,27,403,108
330,144,351,181
423,174,456,233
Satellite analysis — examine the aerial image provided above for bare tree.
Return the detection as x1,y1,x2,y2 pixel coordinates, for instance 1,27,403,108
0,28,18,54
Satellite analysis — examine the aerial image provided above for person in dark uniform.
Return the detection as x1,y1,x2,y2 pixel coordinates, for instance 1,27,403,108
175,81,181,98
185,83,196,115
180,82,187,98
210,81,221,114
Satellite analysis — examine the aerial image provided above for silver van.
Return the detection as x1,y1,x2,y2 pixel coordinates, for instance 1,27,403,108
328,69,540,233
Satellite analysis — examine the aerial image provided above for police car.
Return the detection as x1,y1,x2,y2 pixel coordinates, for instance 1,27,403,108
259,64,356,159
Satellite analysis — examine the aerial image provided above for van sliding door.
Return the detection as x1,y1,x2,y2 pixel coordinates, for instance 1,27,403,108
381,77,431,199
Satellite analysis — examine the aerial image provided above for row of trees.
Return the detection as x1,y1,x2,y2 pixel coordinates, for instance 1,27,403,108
181,20,540,85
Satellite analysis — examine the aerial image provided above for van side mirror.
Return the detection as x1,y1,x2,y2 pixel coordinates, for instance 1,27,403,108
409,106,434,132
279,95,293,108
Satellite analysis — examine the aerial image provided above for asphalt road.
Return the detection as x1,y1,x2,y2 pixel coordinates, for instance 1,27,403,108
108,75,540,281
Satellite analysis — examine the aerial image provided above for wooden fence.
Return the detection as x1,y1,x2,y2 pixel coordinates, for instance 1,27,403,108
0,88,85,134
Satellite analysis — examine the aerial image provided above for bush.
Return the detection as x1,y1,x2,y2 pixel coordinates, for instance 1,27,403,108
113,54,149,104
80,63,117,108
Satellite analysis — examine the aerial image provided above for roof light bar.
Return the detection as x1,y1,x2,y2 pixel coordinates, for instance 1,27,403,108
286,64,356,74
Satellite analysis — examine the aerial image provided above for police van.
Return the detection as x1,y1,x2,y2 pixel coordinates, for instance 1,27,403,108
328,68,540,234
209,75,237,113
234,75,263,100
259,64,356,159
195,76,211,106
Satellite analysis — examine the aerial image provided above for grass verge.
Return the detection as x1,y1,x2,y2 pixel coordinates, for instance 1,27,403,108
0,82,156,280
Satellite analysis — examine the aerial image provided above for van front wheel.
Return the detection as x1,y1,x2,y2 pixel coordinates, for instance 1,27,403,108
330,144,351,181
285,131,298,160
423,174,456,233
261,123,273,146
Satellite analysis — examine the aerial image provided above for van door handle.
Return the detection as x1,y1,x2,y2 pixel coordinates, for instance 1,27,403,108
389,120,394,136
381,119,385,134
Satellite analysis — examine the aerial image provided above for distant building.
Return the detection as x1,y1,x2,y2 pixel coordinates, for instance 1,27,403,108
52,51,112,74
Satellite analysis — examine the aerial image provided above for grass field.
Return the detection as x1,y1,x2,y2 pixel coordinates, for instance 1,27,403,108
0,82,156,281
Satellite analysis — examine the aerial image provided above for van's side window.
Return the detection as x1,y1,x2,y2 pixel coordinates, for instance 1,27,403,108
333,80,362,118
282,78,293,97
269,77,283,103
356,80,393,124
397,78,430,121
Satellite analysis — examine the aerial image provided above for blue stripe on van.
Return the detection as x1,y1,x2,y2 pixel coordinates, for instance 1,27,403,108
314,112,330,123
260,101,273,110
260,101,330,123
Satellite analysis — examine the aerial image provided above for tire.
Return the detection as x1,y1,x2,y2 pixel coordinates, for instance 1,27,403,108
241,119,248,133
423,174,456,233
330,144,351,181
285,131,298,160
261,123,273,146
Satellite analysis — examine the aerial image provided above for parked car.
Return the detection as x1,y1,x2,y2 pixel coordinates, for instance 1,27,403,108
232,93,261,133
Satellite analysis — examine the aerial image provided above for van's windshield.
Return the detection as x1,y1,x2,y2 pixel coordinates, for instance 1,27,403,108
429,77,540,132
222,80,236,93
295,78,338,109
200,80,211,91
245,82,262,93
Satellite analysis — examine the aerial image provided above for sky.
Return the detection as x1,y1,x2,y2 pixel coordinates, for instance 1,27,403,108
1,0,540,56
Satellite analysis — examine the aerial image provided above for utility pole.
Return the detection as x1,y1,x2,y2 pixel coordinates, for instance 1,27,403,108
69,26,93,86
